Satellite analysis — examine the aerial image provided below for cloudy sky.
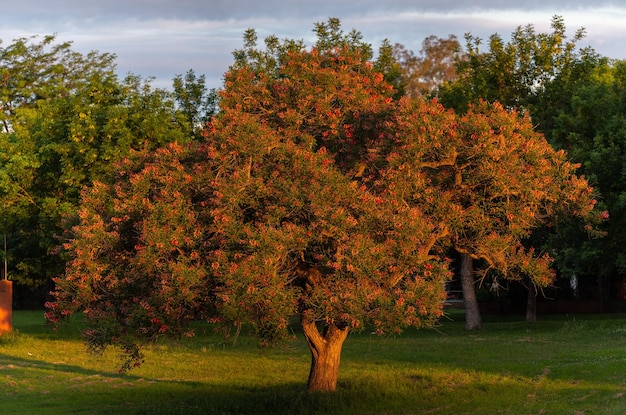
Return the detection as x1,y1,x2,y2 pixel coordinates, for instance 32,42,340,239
4,1,626,89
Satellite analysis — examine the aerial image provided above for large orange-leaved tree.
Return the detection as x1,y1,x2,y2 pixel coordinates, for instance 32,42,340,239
47,20,451,392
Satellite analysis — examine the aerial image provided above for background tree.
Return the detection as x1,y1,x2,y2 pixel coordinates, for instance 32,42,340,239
172,69,218,138
0,35,196,298
387,98,599,329
436,15,604,319
373,39,407,98
394,34,462,97
0,35,115,133
541,57,626,308
438,15,588,115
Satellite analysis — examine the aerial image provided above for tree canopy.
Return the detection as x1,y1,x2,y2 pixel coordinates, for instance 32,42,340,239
0,35,200,291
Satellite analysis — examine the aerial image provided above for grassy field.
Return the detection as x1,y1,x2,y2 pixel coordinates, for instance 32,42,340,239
2,310,626,414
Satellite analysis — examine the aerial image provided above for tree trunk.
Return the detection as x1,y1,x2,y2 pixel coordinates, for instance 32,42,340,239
460,253,482,330
526,281,537,323
301,317,349,392
598,274,610,312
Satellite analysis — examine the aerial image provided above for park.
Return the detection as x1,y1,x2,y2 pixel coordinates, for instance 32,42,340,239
2,15,626,414
2,309,626,414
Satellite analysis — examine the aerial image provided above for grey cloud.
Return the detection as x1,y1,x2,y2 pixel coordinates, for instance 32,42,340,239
4,0,626,91
10,0,620,23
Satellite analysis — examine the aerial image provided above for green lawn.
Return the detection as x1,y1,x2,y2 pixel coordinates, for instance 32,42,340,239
2,309,626,414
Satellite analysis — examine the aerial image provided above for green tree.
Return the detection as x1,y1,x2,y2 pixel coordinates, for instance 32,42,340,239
543,58,626,306
0,35,116,133
0,35,194,291
438,15,588,115
172,69,218,138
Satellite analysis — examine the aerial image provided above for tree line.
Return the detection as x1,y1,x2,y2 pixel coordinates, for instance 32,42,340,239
1,16,618,391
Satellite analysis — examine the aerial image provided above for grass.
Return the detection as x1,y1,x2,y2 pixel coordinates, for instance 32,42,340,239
2,310,626,414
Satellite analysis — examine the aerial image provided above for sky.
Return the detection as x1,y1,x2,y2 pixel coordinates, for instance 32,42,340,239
4,1,626,90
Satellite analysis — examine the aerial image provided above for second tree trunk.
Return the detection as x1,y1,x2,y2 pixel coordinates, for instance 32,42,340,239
460,253,482,330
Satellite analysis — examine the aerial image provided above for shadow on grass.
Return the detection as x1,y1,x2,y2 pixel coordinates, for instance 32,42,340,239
0,350,365,415
133,383,351,415
0,352,188,384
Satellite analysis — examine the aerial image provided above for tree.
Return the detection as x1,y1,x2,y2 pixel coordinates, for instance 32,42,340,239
543,57,626,308
386,98,599,329
172,69,218,138
436,15,603,322
438,15,588,115
48,19,452,393
394,34,462,97
47,142,213,368
0,35,195,293
212,20,460,390
0,35,116,133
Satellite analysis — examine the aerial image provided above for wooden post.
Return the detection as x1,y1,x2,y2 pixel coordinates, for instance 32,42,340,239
0,280,12,333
